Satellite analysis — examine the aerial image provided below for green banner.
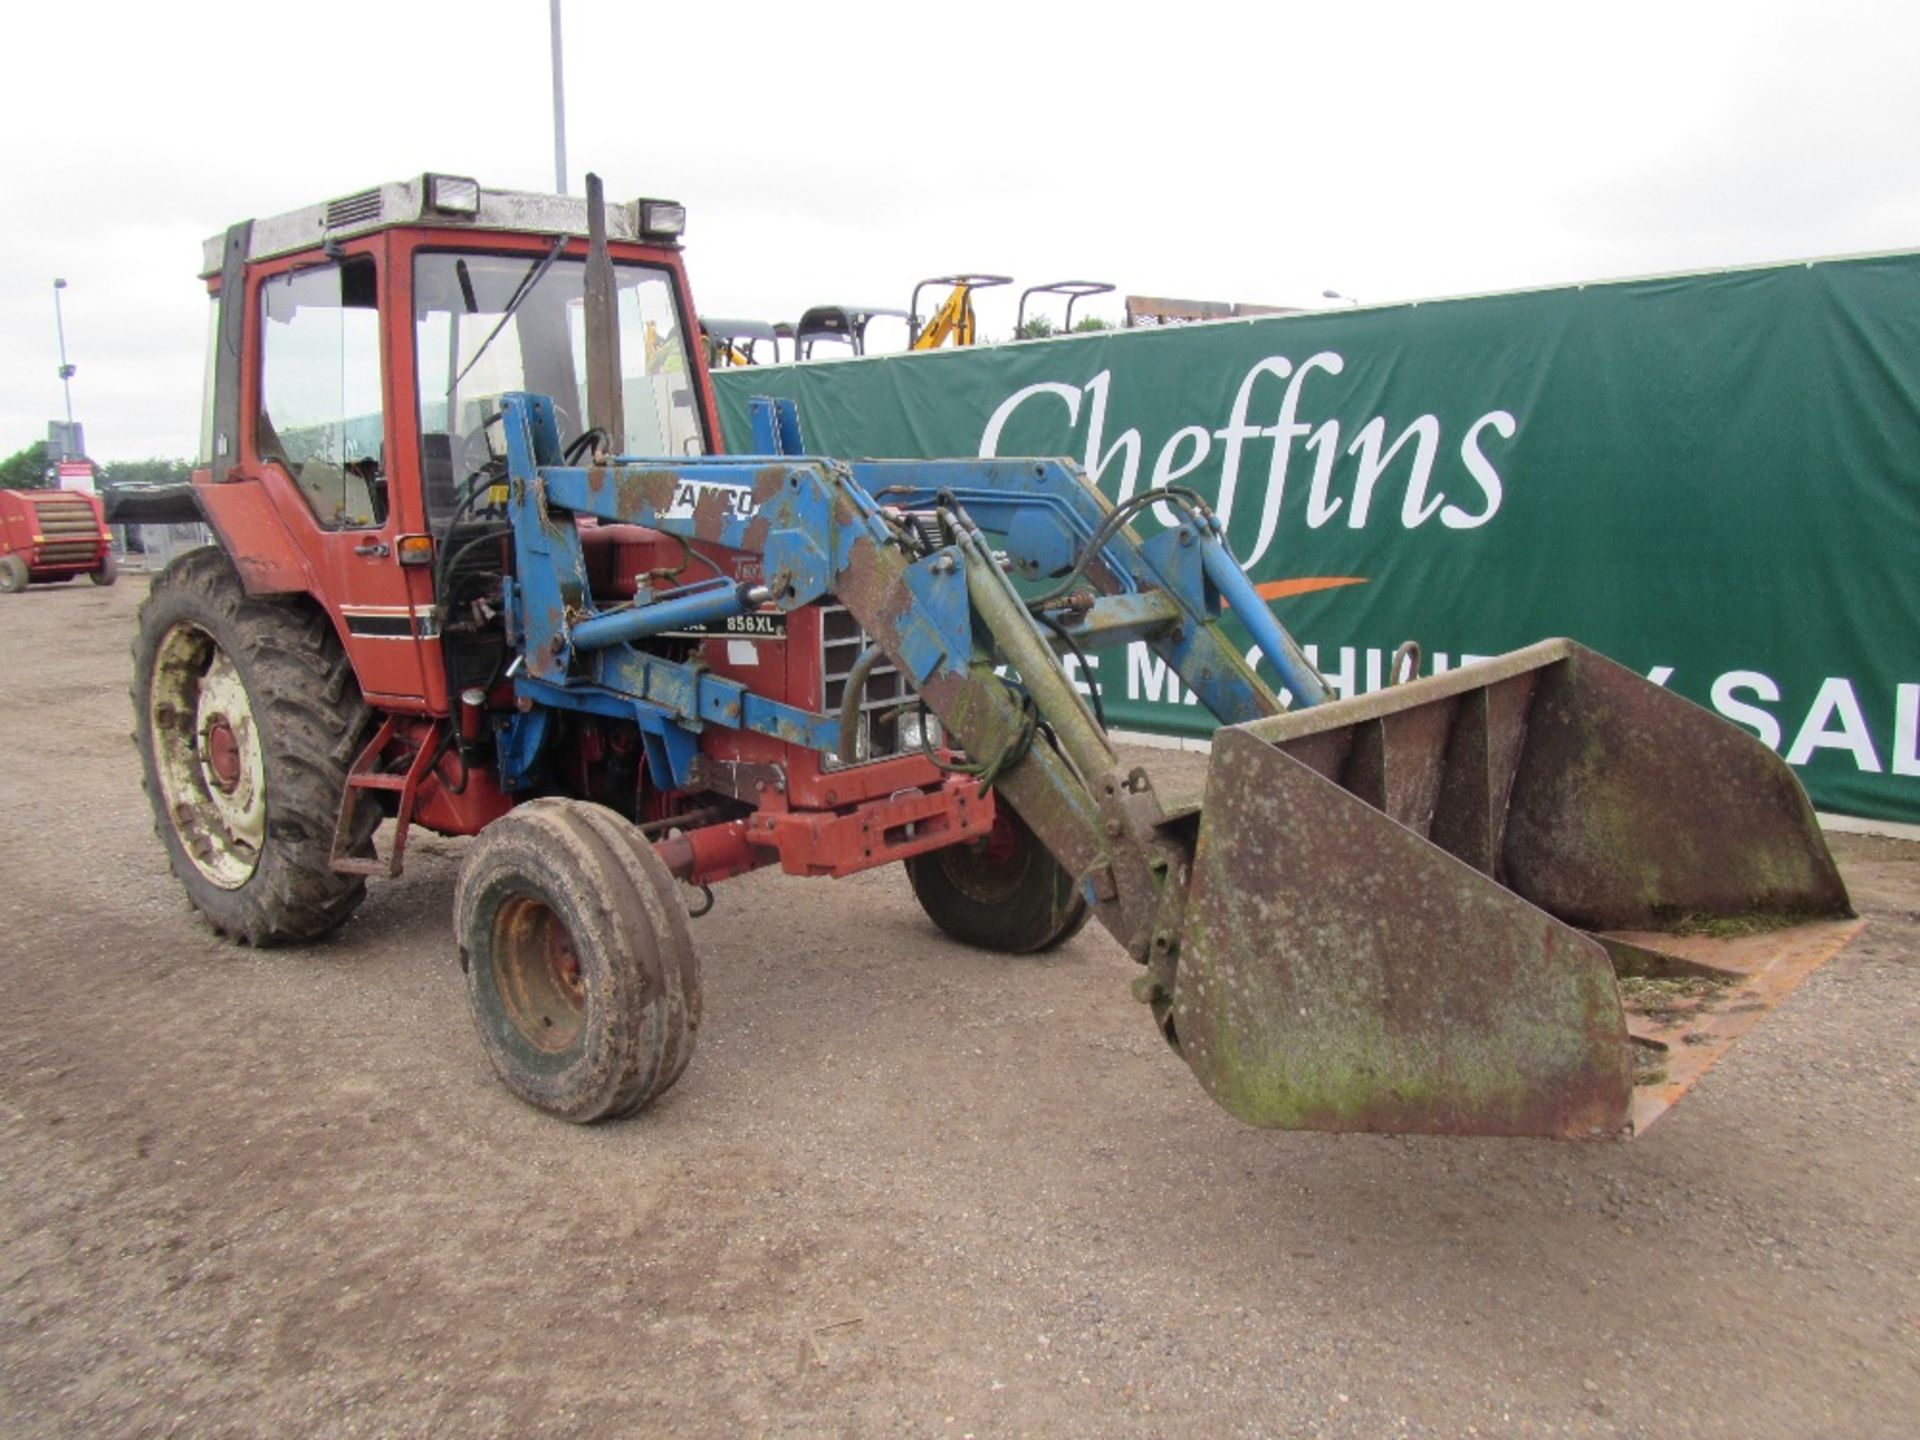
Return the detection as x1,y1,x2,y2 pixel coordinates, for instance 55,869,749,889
714,254,1920,824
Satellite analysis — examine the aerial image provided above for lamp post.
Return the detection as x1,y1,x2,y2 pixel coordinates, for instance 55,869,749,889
52,278,76,430
1321,289,1360,308
550,0,568,194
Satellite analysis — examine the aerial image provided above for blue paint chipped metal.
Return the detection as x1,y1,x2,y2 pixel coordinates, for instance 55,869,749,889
897,549,975,682
569,579,756,651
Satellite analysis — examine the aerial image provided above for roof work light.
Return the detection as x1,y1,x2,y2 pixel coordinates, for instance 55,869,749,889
637,199,687,241
426,174,482,216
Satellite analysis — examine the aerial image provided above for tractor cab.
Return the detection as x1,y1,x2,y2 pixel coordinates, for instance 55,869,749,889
187,174,714,709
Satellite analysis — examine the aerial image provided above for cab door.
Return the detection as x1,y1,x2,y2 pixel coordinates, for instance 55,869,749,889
246,245,433,706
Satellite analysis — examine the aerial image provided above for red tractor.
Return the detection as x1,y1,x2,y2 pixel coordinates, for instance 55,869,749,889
0,487,116,592
122,173,1857,1137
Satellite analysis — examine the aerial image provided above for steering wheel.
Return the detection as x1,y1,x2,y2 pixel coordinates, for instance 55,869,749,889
457,425,496,478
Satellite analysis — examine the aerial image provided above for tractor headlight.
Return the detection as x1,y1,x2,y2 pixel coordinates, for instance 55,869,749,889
637,198,687,240
426,174,481,216
897,710,942,753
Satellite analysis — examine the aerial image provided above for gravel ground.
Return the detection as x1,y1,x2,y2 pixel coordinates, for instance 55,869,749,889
1,574,1915,1439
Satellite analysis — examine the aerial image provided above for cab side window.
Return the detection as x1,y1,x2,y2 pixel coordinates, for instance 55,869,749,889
257,257,386,529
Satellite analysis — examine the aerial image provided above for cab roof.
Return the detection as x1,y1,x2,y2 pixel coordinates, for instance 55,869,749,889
200,173,677,278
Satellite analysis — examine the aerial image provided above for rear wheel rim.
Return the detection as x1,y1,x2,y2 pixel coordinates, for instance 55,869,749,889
491,895,588,1053
148,623,267,890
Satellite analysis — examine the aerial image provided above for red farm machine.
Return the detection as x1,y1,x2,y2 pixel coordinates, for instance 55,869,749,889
121,173,1860,1135
0,486,116,592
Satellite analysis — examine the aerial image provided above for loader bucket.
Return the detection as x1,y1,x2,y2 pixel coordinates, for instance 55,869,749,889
1170,639,1858,1139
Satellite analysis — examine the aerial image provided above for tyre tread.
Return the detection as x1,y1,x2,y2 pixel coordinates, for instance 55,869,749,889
131,546,376,945
453,799,700,1122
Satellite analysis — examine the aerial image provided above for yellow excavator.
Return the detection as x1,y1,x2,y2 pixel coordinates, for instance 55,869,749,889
909,273,1013,349
699,317,789,368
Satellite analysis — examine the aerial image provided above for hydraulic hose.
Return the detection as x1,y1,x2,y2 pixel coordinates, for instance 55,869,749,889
836,646,886,764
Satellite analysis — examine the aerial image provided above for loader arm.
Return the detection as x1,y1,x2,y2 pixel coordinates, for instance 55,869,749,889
494,391,1856,1141
495,392,1283,960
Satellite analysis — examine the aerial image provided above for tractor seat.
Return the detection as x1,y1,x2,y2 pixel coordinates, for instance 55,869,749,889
422,433,458,521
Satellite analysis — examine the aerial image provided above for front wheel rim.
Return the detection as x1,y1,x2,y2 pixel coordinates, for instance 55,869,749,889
148,623,267,889
491,895,588,1054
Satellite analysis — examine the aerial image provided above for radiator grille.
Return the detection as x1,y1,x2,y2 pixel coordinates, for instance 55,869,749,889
820,605,916,767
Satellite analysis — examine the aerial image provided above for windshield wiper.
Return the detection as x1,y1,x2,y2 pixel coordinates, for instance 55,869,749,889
450,234,569,391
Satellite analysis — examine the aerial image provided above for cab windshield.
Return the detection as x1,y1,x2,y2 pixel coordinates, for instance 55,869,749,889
414,250,706,525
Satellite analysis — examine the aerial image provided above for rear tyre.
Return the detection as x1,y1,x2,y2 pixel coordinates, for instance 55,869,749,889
131,547,377,944
0,554,26,593
906,805,1090,954
90,551,118,586
455,799,701,1122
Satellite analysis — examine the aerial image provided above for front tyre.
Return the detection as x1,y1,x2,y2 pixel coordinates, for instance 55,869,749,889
0,554,27,593
131,547,376,944
455,799,701,1122
90,550,118,586
906,805,1090,954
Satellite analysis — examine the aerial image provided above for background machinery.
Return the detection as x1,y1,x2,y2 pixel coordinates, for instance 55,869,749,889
0,486,116,592
791,303,910,359
700,316,788,368
124,173,1859,1135
908,273,1011,349
1015,280,1116,336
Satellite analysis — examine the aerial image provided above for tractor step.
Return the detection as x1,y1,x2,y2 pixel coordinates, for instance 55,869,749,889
330,716,444,878
345,772,413,792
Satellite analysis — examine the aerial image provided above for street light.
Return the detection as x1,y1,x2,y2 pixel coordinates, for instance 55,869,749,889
550,0,567,194
52,278,76,428
1321,289,1360,308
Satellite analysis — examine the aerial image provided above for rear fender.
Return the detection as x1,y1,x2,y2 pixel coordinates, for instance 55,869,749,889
193,473,314,596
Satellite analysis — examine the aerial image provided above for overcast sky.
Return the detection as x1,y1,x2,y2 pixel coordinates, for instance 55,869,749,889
3,0,1917,462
